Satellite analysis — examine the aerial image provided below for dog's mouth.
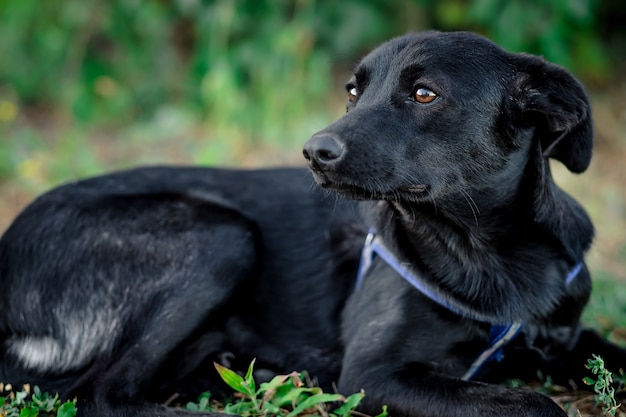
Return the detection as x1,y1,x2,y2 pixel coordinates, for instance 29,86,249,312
314,176,431,202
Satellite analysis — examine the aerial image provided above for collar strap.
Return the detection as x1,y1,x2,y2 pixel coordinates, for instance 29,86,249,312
355,228,583,381
356,228,506,323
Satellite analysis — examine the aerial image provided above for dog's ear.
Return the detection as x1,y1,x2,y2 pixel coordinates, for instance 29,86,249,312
508,56,595,260
510,56,593,173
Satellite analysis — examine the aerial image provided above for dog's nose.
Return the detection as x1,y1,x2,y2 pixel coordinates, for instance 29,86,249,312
303,134,344,167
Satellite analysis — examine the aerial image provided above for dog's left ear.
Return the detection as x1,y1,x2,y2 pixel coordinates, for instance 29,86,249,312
509,55,595,260
510,56,593,173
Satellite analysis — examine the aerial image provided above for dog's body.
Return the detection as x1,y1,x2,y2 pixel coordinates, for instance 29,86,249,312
1,31,625,417
0,167,363,414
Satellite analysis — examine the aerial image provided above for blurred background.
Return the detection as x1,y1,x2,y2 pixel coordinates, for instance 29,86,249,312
0,0,625,325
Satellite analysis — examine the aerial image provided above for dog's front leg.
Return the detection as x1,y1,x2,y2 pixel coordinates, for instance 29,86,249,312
337,359,567,417
338,273,568,417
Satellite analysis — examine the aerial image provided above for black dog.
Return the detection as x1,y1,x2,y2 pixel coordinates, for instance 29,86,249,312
1,31,624,417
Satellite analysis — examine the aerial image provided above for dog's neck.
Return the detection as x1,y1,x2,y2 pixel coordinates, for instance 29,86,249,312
366,179,589,323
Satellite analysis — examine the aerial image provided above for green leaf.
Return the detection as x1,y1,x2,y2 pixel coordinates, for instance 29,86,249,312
14,390,29,405
194,391,212,410
374,405,389,417
285,393,344,417
259,374,291,396
223,400,255,416
56,401,77,417
214,362,249,395
273,387,313,408
243,358,256,394
185,402,200,411
186,391,213,412
19,406,39,417
259,401,283,415
583,376,595,386
333,392,364,416
31,387,58,412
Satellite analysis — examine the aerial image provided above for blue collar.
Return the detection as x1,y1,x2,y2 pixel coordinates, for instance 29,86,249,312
355,228,582,381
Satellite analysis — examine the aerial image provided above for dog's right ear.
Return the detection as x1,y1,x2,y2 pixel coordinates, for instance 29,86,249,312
509,56,593,174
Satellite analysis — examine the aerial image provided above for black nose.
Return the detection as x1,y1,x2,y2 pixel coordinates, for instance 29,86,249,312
303,134,344,167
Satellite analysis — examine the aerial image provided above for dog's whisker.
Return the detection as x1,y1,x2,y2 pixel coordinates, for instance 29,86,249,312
461,190,480,227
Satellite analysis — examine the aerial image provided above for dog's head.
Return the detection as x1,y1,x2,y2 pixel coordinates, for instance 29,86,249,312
303,31,592,207
303,31,594,257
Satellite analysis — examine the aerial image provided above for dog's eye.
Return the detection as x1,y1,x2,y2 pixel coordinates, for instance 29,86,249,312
414,87,437,104
347,87,358,103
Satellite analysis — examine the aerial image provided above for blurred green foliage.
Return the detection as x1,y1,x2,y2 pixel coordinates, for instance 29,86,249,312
0,0,625,186
431,0,612,82
1,0,622,126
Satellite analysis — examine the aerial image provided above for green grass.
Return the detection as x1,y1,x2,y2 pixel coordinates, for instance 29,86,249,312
184,360,388,417
583,354,624,416
583,273,626,343
0,384,76,417
3,354,623,417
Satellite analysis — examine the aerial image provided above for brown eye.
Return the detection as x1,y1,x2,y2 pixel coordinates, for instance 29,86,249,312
348,87,358,102
414,87,437,104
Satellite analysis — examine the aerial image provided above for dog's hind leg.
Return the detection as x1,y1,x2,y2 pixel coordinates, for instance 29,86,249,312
0,191,259,416
76,211,259,414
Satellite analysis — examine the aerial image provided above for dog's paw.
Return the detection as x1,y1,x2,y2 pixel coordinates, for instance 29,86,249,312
506,389,568,417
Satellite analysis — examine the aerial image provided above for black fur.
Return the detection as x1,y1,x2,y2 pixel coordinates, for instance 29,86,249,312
1,31,624,417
